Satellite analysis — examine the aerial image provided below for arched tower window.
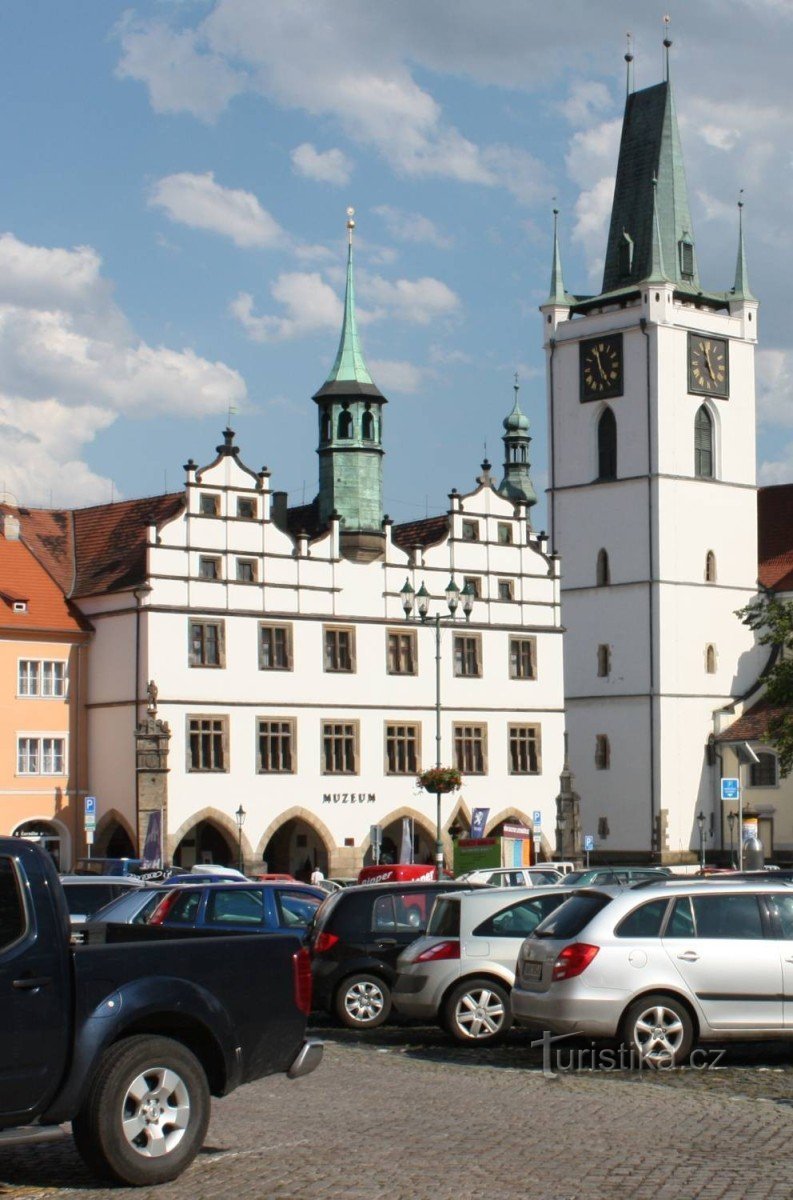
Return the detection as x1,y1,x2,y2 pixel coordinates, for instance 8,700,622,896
337,408,353,439
705,551,717,583
596,549,610,587
362,409,374,441
595,735,611,770
705,644,717,674
597,408,617,481
695,406,713,478
679,234,695,281
618,231,633,277
320,407,331,443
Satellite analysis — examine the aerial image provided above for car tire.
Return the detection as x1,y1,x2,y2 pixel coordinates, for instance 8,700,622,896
621,993,694,1068
443,978,512,1044
72,1035,210,1186
335,974,392,1029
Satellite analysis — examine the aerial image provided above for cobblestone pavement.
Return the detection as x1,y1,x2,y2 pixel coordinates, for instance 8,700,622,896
4,1020,793,1200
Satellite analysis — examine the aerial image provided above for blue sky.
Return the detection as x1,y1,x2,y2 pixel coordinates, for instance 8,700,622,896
2,1,792,528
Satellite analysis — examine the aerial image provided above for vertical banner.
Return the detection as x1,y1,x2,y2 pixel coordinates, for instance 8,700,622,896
141,810,163,870
470,808,490,838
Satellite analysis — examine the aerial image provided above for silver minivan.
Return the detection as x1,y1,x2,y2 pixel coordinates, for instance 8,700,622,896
512,880,793,1065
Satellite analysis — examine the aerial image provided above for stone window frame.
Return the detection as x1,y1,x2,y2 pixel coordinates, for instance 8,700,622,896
384,721,421,775
256,717,297,774
748,751,779,789
595,734,611,770
236,557,258,583
461,518,480,542
198,555,221,581
386,628,417,676
199,492,220,517
321,719,360,775
497,578,514,602
186,714,229,773
189,619,226,668
463,575,482,599
323,625,356,673
705,550,717,583
508,723,542,775
258,622,293,671
509,636,537,681
237,496,257,520
705,644,717,674
497,521,513,545
453,722,488,775
453,632,482,678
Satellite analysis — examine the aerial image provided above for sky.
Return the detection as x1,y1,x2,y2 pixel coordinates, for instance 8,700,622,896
2,0,792,529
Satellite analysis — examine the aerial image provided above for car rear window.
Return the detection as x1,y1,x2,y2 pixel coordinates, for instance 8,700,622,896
532,892,612,939
615,898,669,938
427,897,461,937
473,892,568,938
277,889,322,928
63,884,116,916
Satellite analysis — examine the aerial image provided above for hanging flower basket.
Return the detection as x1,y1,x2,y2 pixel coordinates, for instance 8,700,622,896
416,766,462,795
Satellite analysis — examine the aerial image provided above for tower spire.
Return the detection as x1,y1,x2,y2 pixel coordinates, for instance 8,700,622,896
321,207,376,389
732,191,756,302
625,32,634,98
498,373,537,510
548,206,570,305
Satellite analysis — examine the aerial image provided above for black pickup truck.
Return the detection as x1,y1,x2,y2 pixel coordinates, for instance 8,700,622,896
1,837,322,1186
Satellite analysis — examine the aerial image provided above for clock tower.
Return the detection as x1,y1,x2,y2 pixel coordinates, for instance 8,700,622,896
543,60,764,860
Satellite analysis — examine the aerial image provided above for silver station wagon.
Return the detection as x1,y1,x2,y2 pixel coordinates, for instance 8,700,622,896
512,880,793,1065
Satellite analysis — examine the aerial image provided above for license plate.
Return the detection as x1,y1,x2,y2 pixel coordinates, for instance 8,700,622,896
523,960,543,981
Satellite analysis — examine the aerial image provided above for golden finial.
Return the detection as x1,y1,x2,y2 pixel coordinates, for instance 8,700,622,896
346,205,355,245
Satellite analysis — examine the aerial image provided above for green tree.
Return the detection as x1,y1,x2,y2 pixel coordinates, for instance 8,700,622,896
737,594,793,777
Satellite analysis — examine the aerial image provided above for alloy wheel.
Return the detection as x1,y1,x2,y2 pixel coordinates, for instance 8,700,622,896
120,1066,191,1158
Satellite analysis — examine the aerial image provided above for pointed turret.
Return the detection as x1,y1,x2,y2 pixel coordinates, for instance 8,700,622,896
548,208,572,306
732,194,756,302
313,209,387,562
646,175,668,282
498,376,537,510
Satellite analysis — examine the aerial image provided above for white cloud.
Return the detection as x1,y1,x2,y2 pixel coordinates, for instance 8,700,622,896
149,172,283,248
558,81,613,128
230,274,342,343
361,273,461,326
291,143,353,186
0,232,247,506
757,348,793,429
374,205,451,249
369,359,430,394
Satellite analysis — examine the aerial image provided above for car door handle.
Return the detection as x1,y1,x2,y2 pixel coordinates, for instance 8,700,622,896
375,938,398,947
12,976,52,990
676,952,699,963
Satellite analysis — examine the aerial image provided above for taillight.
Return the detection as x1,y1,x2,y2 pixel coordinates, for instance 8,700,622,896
293,947,312,1015
313,931,340,954
414,940,460,963
148,892,179,925
552,943,599,981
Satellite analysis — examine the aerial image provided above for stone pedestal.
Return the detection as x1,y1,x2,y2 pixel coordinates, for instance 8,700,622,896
135,715,170,865
555,752,582,862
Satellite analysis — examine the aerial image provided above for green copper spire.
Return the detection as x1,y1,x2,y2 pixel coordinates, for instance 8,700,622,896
499,374,537,508
601,76,698,293
548,207,571,305
732,193,756,302
322,207,376,390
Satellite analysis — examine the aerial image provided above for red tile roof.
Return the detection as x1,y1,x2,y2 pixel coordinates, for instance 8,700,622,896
715,696,785,743
758,484,793,592
0,533,90,634
392,514,449,551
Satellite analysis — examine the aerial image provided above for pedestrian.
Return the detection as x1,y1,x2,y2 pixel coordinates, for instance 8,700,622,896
310,864,325,884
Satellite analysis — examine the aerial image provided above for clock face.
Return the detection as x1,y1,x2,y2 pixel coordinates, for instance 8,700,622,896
580,335,623,402
689,333,729,398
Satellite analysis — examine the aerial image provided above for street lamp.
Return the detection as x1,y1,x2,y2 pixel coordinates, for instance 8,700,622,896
235,805,246,874
696,810,706,872
727,811,737,869
402,575,475,879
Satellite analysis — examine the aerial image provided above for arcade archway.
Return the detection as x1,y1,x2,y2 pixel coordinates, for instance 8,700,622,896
262,817,331,881
173,818,236,868
12,818,70,871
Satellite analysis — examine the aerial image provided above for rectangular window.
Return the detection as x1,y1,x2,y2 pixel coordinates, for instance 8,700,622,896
237,496,257,520
461,519,479,542
454,724,487,774
187,716,228,772
498,579,514,601
463,576,482,599
198,556,221,581
597,644,611,677
324,626,355,672
259,624,292,671
497,522,513,545
509,725,541,774
595,734,611,770
749,753,778,788
454,634,481,678
322,721,359,774
257,718,295,773
189,620,224,668
199,493,220,517
17,736,65,775
18,660,66,697
236,558,257,583
509,637,536,680
387,630,416,675
385,723,420,774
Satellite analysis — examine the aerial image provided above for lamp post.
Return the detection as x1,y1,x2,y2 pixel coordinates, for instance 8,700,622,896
235,805,246,874
401,575,475,879
727,810,737,869
697,810,706,873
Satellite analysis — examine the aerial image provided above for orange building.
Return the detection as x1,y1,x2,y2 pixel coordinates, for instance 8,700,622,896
0,512,92,869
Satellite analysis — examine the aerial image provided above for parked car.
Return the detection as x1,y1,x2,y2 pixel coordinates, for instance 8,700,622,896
563,866,673,887
394,886,574,1042
308,881,464,1028
455,866,563,888
147,880,325,932
512,878,793,1066
0,836,321,1186
60,874,145,924
85,878,216,930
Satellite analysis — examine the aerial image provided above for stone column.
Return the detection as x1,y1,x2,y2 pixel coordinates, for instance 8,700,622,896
555,741,582,862
135,713,170,866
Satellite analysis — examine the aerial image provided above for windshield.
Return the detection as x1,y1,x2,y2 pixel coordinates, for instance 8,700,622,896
532,892,612,939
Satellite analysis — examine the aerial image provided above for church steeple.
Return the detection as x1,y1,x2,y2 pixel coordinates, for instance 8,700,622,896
548,207,571,305
732,193,756,302
313,209,387,562
498,375,537,510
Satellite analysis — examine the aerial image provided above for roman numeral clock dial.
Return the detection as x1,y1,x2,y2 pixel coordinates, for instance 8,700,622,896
579,335,623,402
688,333,729,398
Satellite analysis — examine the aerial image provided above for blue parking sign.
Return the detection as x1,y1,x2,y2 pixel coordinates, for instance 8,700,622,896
721,778,740,801
533,810,542,828
584,834,595,852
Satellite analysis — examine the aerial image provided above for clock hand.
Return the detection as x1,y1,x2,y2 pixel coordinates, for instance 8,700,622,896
702,343,716,380
592,348,609,382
